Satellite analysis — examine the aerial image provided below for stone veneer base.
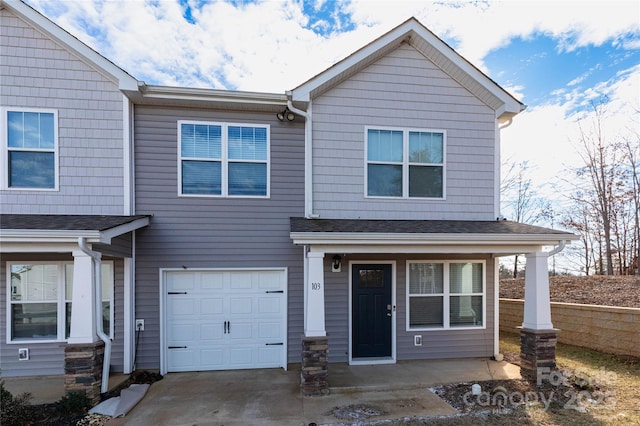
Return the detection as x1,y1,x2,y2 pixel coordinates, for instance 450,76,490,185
301,335,329,396
519,327,559,383
64,340,105,405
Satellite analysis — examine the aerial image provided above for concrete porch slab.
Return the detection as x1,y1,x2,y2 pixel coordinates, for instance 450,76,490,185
4,358,522,425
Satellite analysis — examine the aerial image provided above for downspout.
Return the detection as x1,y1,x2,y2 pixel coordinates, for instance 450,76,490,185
78,237,111,394
286,98,318,218
545,240,567,257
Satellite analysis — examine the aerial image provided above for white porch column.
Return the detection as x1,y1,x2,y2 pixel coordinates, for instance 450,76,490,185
68,250,98,344
304,251,326,337
522,251,553,330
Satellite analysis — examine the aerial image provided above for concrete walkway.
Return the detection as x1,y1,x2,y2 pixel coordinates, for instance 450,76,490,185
4,358,521,425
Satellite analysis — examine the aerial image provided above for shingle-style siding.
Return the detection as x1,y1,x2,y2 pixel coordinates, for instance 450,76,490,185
133,105,305,368
311,44,496,221
325,254,495,362
0,9,126,215
0,254,126,376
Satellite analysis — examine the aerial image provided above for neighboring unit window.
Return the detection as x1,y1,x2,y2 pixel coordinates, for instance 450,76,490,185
4,110,58,189
179,121,269,197
366,128,444,198
407,261,484,330
8,262,113,342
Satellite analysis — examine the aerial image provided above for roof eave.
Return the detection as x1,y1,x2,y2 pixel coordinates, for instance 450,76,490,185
290,231,578,246
134,84,288,109
0,216,149,246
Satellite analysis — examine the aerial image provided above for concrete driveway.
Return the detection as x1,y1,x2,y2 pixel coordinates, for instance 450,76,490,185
105,358,520,425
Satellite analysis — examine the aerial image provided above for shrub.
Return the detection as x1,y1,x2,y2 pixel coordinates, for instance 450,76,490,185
0,379,33,426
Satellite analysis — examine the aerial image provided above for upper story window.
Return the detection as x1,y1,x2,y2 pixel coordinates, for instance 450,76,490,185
407,261,485,330
178,121,270,197
2,109,58,190
7,261,113,343
366,127,445,199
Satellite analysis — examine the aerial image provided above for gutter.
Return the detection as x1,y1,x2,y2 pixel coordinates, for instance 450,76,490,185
78,237,111,394
286,97,318,218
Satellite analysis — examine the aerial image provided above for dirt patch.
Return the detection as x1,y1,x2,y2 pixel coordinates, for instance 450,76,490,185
500,275,640,308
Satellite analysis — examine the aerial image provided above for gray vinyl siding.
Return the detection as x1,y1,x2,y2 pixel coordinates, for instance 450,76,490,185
133,106,305,369
0,254,126,376
0,9,126,215
311,44,497,221
325,254,495,363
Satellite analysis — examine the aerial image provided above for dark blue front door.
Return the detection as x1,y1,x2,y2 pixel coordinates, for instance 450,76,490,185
352,264,392,358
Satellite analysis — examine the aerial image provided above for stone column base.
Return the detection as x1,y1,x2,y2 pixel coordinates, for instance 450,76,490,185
64,340,105,405
301,335,329,396
519,327,559,383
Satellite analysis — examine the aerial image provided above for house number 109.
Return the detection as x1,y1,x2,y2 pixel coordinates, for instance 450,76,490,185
311,282,321,290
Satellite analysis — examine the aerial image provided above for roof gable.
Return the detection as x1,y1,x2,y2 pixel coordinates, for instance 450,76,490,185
290,18,525,122
2,0,139,92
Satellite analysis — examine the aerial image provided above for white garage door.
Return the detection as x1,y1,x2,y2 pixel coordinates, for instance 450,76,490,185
164,269,286,372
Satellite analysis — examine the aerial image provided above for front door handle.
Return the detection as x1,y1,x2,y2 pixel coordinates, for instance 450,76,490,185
387,304,393,317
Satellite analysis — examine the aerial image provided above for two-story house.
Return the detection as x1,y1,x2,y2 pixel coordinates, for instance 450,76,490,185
1,0,577,399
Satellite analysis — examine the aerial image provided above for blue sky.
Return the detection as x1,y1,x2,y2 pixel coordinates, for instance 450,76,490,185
24,0,640,213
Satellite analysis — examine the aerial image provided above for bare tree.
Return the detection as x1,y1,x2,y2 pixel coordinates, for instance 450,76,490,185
501,161,548,277
623,134,640,275
574,103,617,274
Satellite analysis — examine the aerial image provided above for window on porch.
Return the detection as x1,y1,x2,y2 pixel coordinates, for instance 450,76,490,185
8,261,113,342
407,261,485,330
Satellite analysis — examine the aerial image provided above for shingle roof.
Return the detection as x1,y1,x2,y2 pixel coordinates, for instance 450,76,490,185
0,214,150,231
290,217,573,236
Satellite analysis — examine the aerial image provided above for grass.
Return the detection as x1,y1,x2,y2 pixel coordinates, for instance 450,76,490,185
396,333,640,426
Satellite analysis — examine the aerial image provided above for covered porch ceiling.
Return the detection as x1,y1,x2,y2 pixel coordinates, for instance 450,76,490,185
289,217,579,256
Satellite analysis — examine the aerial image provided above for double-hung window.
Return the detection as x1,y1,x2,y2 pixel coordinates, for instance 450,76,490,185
407,261,485,330
7,262,113,342
179,121,269,197
366,127,444,198
3,109,58,190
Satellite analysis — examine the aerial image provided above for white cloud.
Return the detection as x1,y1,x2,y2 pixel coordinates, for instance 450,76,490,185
25,0,639,93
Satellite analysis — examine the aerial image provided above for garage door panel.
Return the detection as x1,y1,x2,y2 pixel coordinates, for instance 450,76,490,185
168,323,195,342
229,272,253,290
229,347,253,366
200,349,225,367
229,322,253,339
258,271,282,290
259,346,281,364
165,270,285,372
229,297,253,314
200,323,224,341
169,297,198,316
201,273,224,290
168,273,196,291
258,322,282,339
168,350,196,372
200,298,224,315
258,297,282,314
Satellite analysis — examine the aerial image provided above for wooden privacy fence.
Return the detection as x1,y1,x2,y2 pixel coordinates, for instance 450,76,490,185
500,299,640,358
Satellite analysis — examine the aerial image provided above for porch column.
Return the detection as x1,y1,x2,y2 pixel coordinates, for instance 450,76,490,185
68,251,98,344
301,251,329,396
66,250,102,403
520,251,559,382
304,251,326,337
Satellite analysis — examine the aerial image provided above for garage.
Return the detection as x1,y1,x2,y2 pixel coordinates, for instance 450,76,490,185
162,269,287,373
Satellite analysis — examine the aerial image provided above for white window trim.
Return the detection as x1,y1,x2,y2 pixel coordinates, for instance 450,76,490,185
177,120,271,198
364,126,446,200
6,261,114,344
1,107,59,191
406,260,486,331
